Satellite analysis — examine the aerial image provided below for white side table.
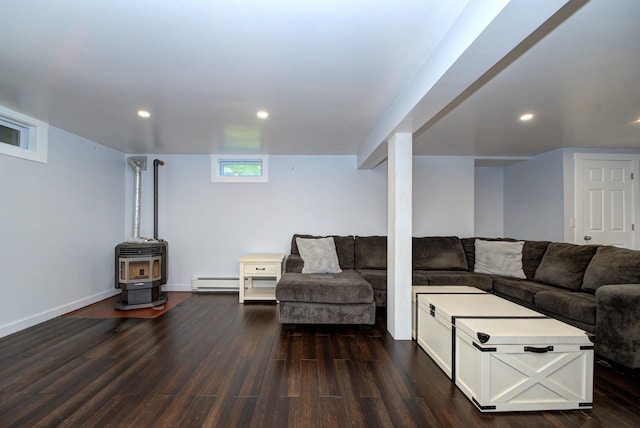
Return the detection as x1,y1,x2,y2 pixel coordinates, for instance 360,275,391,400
239,253,285,303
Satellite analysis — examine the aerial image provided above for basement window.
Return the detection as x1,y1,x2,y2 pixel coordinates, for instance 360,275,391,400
0,105,48,163
211,154,269,183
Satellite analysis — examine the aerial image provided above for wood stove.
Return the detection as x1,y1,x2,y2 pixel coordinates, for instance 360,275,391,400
115,241,167,309
115,157,168,310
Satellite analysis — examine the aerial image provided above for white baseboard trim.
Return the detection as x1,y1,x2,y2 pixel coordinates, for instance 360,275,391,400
163,283,193,292
0,288,121,339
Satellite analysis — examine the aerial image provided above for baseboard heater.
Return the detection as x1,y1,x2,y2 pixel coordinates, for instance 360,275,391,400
191,277,239,292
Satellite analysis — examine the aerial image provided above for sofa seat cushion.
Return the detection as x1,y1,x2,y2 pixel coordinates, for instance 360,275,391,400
534,243,598,290
492,278,559,304
356,269,386,290
356,269,428,290
534,290,596,326
582,246,640,294
413,236,468,271
275,269,373,304
417,271,493,292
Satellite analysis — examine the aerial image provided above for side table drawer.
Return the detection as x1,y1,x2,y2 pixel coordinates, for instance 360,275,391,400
243,263,278,275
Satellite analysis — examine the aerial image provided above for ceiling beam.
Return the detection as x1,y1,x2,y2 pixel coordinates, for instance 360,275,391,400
357,0,586,169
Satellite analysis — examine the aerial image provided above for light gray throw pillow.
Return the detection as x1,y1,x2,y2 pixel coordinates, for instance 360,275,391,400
474,239,526,279
296,237,342,274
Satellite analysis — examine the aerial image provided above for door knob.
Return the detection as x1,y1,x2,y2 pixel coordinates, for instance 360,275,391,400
584,235,592,241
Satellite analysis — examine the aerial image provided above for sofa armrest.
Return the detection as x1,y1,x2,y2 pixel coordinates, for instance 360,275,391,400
285,254,304,273
595,284,640,369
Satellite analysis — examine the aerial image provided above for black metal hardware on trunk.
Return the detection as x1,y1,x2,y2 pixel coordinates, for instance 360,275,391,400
477,332,491,343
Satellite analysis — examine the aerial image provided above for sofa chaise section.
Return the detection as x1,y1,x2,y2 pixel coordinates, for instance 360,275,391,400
276,235,375,326
276,269,375,325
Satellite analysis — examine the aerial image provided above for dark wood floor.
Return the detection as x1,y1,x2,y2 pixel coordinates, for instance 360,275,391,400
1,293,638,427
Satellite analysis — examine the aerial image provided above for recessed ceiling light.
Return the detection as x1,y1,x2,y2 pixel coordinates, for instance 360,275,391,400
257,110,269,120
519,113,534,121
137,110,151,119
633,117,640,124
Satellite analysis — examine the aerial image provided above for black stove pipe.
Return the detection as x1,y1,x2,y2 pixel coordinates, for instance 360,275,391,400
153,159,164,240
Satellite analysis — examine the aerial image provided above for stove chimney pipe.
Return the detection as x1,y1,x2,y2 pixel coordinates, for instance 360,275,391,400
127,156,147,239
153,159,164,240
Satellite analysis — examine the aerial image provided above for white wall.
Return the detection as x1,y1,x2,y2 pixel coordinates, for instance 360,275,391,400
127,155,388,288
475,166,504,237
413,156,475,237
0,127,124,337
503,149,565,241
128,154,477,289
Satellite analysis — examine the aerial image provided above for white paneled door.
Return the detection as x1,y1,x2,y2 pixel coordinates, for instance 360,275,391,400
575,156,636,248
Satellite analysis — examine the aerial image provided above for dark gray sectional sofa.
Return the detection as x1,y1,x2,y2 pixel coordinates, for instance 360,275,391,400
275,234,640,370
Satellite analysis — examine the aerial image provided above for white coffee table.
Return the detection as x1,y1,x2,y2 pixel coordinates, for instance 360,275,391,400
415,291,594,412
455,317,594,412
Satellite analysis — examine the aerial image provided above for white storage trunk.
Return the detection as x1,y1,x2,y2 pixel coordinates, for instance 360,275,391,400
411,285,486,339
416,293,544,379
455,317,594,412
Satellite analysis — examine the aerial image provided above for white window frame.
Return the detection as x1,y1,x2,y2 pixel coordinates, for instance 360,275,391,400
0,105,48,163
211,154,269,183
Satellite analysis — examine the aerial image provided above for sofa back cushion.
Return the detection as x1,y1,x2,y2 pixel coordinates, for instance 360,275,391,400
581,246,640,293
461,238,477,272
291,234,355,269
355,236,387,269
522,241,552,279
534,242,598,290
413,236,468,271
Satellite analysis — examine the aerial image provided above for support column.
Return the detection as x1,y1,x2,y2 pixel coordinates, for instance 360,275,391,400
387,132,412,339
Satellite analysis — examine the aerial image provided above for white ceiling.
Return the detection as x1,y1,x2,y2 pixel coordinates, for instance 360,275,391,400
414,0,640,158
1,0,639,163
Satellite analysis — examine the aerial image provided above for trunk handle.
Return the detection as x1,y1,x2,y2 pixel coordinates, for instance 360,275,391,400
524,345,554,353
